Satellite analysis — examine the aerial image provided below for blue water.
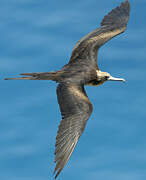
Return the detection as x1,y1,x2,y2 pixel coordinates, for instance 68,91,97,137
1,0,146,179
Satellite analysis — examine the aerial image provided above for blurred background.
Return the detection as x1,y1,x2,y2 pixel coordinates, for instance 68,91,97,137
0,0,146,179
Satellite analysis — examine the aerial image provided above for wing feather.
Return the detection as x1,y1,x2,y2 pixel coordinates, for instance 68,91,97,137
54,83,93,178
69,1,130,67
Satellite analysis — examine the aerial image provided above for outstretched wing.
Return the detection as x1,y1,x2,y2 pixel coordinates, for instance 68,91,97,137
54,83,93,178
69,1,130,68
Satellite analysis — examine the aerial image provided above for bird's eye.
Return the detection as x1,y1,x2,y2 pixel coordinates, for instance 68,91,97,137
105,76,109,80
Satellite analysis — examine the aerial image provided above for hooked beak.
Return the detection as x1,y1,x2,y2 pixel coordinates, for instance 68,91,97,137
108,76,126,82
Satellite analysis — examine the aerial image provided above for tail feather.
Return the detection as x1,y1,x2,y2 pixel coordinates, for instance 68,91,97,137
20,73,40,76
5,72,58,81
4,77,38,80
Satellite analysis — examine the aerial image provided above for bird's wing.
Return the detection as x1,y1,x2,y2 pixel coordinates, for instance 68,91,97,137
54,83,93,178
69,1,130,68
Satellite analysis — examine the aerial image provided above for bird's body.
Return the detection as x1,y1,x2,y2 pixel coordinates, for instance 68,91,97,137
5,1,130,178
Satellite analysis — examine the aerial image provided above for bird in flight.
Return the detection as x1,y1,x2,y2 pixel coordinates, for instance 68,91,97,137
5,0,130,178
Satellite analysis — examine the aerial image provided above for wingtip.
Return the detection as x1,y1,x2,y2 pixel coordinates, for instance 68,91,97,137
101,0,130,27
121,0,130,10
119,0,130,13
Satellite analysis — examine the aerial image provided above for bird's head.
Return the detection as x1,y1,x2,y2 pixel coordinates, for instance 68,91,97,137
96,70,125,85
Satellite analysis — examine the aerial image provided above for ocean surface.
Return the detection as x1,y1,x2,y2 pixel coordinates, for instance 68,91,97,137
1,0,146,179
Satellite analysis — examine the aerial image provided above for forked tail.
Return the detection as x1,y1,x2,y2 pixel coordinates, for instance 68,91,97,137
4,72,58,81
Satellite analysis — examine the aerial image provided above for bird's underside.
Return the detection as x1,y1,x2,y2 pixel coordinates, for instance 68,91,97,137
5,1,130,179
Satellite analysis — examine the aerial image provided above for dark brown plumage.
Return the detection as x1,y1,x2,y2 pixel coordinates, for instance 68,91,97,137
54,83,93,178
5,1,130,178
